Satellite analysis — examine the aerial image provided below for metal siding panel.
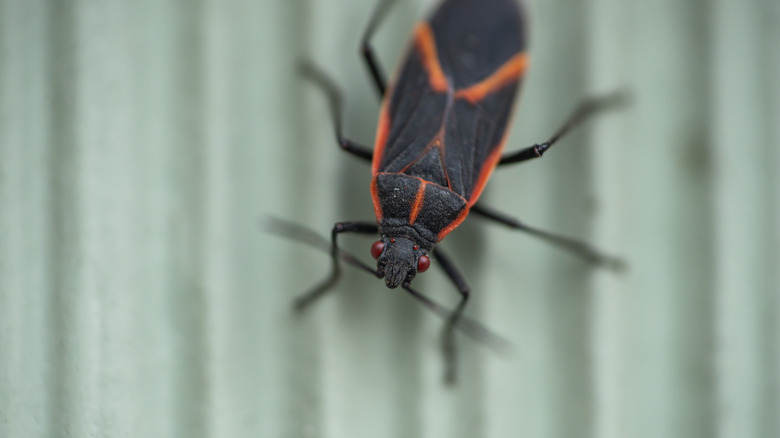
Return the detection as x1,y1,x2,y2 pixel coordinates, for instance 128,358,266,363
0,0,778,438
0,1,52,437
712,1,779,437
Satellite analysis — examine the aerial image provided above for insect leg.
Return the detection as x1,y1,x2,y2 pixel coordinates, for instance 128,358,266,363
294,221,379,310
471,203,625,270
498,91,627,165
432,247,470,384
299,61,374,162
360,0,399,98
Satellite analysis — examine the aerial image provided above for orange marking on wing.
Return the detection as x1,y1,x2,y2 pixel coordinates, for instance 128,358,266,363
468,142,506,206
408,181,428,224
455,52,529,104
437,205,470,241
398,135,443,175
414,23,449,92
370,177,383,221
372,100,392,176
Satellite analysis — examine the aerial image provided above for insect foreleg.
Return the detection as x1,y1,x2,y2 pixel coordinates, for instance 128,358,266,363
294,221,379,310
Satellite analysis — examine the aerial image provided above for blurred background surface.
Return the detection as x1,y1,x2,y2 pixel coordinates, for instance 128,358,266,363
0,0,778,437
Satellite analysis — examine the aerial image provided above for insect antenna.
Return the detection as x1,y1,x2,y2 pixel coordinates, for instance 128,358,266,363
266,217,380,278
266,217,512,354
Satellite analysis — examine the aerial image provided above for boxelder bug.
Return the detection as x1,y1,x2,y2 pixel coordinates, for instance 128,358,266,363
278,0,625,383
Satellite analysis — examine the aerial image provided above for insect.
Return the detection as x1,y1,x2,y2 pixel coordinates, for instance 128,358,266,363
284,0,624,382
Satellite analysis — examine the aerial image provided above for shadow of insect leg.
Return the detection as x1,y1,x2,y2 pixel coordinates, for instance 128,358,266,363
432,246,470,384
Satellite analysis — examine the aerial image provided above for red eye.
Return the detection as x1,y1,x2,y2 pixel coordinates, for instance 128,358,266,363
417,255,430,273
370,241,384,259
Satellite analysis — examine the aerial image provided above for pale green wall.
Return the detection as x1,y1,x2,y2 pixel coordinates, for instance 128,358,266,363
1,0,778,437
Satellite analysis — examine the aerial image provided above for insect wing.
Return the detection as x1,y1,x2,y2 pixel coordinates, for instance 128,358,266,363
373,0,528,204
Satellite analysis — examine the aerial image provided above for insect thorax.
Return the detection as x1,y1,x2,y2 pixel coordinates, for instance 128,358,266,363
374,173,469,250
378,218,437,251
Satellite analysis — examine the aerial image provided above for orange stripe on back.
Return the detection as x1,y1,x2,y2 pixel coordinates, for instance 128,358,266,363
437,205,470,241
370,177,383,221
455,52,529,104
371,100,392,176
414,23,449,92
468,141,505,206
408,181,428,224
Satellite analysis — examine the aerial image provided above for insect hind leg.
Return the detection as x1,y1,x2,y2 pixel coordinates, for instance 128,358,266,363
471,203,625,271
498,90,628,165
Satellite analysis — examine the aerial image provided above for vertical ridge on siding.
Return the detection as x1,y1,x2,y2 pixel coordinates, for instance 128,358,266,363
44,0,83,435
770,2,780,437
0,1,52,436
712,1,779,437
588,0,630,436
